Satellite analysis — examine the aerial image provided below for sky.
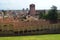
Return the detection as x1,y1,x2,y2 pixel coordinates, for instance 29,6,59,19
0,0,60,10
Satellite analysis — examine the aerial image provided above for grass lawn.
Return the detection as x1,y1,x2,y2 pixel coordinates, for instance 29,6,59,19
0,34,60,40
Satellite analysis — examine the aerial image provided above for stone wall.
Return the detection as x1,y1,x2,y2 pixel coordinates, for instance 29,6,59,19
0,19,60,36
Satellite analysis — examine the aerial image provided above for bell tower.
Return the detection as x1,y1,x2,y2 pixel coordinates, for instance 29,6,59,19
29,4,36,16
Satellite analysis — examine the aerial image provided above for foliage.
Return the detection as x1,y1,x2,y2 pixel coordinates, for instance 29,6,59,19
42,14,48,19
38,5,58,21
58,13,60,19
47,5,58,20
39,12,44,19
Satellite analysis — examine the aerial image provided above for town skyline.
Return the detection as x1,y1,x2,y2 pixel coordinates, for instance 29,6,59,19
0,0,60,10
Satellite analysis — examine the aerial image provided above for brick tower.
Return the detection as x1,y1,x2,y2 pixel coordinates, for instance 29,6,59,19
29,4,36,16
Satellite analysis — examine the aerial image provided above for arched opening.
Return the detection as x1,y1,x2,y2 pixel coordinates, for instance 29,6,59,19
24,30,27,33
36,29,39,31
28,30,31,32
14,31,18,35
40,29,43,31
32,30,36,32
4,24,7,27
19,31,23,34
9,30,13,33
0,29,2,32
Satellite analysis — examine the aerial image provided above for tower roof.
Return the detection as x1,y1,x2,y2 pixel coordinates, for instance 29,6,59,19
30,4,35,6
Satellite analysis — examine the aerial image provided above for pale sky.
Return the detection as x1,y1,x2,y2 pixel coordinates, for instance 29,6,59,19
0,0,60,10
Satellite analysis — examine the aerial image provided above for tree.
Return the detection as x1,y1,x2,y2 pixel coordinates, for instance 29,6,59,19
42,14,48,19
48,5,58,23
39,12,44,19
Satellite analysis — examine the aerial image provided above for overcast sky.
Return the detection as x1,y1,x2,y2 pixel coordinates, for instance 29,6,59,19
0,0,60,10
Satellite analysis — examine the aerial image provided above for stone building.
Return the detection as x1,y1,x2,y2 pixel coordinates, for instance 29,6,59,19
0,4,59,20
29,4,36,16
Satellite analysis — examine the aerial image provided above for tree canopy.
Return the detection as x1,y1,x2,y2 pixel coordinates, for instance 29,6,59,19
48,5,58,20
